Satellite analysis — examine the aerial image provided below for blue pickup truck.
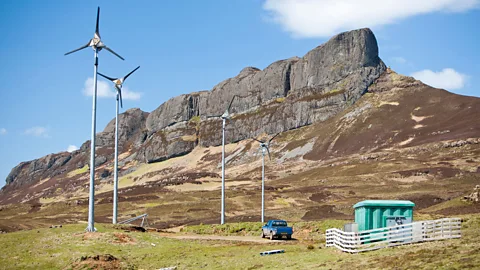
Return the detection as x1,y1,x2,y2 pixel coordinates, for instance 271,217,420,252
261,220,293,240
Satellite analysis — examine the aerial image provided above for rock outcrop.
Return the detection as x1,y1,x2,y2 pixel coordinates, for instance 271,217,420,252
4,28,386,187
464,185,480,203
140,28,385,162
5,152,73,188
4,108,149,188
96,108,149,149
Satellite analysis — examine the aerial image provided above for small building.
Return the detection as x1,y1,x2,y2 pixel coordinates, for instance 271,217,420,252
353,200,415,231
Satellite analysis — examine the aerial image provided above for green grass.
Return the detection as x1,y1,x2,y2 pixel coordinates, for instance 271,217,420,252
275,198,290,207
67,165,89,178
1,216,479,269
182,220,349,240
0,223,341,269
139,202,163,208
327,88,342,94
423,197,471,213
181,222,264,236
352,215,480,269
189,115,201,123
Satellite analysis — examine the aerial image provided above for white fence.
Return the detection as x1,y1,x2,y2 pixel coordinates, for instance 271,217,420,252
326,218,461,253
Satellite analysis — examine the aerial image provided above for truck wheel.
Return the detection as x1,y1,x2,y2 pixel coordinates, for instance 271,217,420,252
270,232,274,240
261,231,265,238
287,235,291,240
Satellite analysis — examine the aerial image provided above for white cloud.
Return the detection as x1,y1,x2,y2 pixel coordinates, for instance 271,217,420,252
0,128,6,135
82,78,114,98
391,57,407,64
82,78,142,101
121,86,142,100
263,0,479,38
67,145,79,152
411,68,468,90
24,126,49,138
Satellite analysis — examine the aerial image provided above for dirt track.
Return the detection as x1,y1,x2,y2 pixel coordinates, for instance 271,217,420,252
157,233,295,244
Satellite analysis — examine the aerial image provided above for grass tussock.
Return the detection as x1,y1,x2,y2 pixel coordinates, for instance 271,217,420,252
67,165,89,177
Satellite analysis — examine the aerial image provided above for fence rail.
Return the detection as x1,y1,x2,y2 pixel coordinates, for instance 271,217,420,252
326,218,461,253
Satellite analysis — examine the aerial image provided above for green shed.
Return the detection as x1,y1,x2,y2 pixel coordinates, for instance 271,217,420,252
353,200,415,231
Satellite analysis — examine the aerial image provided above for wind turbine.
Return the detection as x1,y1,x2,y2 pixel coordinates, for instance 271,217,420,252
97,66,140,224
253,133,280,223
207,95,243,224
64,7,124,232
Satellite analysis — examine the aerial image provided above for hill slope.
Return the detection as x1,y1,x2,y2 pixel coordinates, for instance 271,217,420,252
0,28,479,232
1,28,386,201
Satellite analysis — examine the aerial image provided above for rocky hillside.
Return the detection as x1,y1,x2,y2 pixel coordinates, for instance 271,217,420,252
0,25,479,230
1,66,479,231
1,26,479,223
3,109,149,189
1,28,385,198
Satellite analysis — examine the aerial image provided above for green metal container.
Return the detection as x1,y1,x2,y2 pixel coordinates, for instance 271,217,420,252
353,200,415,231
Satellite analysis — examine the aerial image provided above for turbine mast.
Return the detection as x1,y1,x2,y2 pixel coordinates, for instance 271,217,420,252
261,146,266,223
113,89,119,224
64,6,124,232
86,47,99,232
221,117,226,224
97,66,140,225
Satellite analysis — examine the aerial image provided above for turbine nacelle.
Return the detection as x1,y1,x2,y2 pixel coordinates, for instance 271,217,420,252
97,66,140,108
221,110,230,119
89,32,102,48
64,7,124,60
113,79,124,86
253,132,280,160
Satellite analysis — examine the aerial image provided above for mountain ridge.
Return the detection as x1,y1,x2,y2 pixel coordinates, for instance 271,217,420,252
2,28,385,192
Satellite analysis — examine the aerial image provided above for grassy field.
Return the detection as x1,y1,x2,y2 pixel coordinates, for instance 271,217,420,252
1,85,480,269
0,215,479,269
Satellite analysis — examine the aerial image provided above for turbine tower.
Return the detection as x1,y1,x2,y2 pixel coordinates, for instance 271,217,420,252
253,133,280,223
97,66,140,224
207,95,242,224
64,7,124,232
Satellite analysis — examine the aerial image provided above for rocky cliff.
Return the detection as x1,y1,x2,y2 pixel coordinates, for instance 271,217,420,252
2,28,386,194
138,28,385,162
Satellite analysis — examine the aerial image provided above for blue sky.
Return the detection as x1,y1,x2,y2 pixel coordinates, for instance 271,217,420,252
0,0,479,186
